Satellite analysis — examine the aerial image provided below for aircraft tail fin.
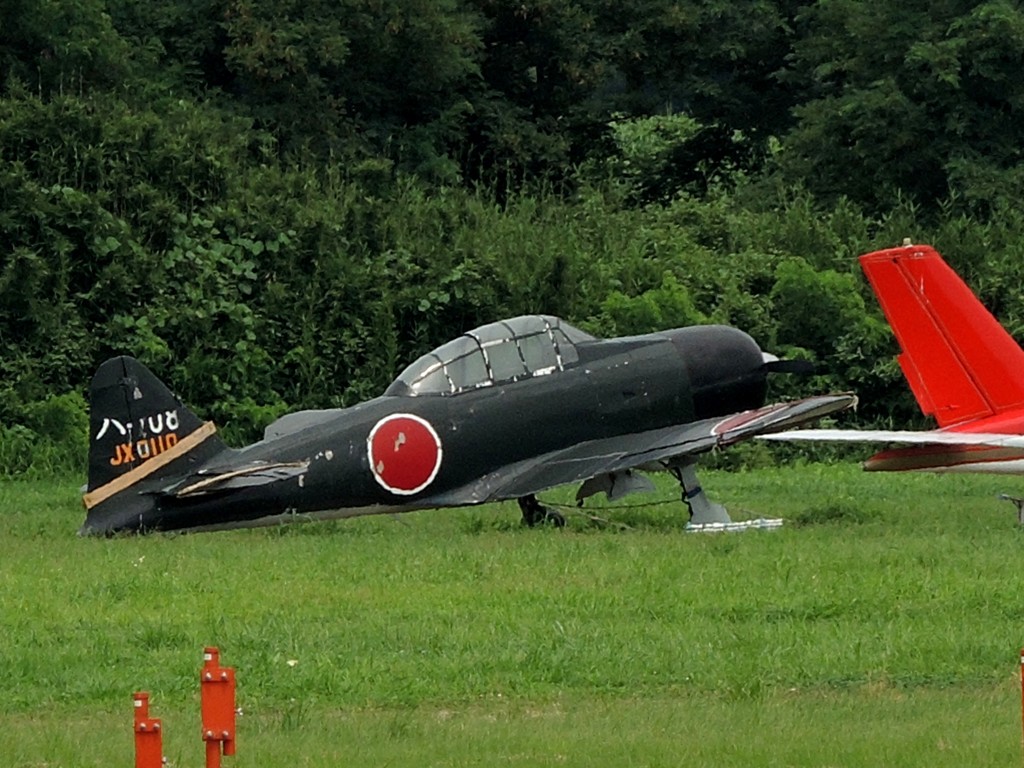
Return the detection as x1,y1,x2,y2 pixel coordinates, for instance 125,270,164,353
83,357,227,527
859,244,1024,428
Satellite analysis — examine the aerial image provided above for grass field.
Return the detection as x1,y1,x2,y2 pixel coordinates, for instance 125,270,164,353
2,463,1024,766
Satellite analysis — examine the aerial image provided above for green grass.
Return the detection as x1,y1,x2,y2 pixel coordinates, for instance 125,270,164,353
2,464,1024,766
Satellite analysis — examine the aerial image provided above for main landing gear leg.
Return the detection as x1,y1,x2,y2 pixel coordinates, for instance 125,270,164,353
518,495,566,528
671,460,731,525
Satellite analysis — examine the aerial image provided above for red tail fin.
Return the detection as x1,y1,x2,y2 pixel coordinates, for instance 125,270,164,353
859,244,1024,428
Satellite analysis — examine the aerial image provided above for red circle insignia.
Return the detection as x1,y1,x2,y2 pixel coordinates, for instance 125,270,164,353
367,413,443,495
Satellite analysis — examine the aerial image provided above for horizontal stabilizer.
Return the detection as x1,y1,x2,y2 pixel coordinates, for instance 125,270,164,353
161,462,309,498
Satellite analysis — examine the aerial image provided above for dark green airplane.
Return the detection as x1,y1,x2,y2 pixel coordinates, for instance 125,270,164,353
81,315,854,535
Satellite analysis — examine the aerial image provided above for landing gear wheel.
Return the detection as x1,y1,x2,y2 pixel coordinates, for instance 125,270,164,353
518,495,565,528
545,509,566,528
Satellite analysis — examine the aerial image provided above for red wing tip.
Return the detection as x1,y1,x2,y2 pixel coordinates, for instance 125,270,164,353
858,242,939,266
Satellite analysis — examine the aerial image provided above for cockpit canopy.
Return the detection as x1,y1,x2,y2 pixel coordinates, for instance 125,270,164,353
385,315,595,396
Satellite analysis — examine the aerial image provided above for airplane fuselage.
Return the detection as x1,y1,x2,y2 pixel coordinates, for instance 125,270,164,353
86,325,771,533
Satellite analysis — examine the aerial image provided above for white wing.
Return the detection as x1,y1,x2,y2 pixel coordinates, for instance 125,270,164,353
761,428,1024,448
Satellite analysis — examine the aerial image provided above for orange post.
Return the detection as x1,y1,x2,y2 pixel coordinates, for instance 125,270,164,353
201,646,237,768
133,692,163,768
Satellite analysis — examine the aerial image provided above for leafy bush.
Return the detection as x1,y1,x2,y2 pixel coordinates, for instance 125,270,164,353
592,273,706,337
0,392,88,477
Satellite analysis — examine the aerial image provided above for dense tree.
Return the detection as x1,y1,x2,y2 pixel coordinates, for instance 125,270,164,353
779,0,1024,213
106,0,233,93
0,0,136,96
596,1,800,169
5,0,1024,474
221,0,484,168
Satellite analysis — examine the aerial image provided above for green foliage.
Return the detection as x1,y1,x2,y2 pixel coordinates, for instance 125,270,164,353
213,397,292,446
779,1,1024,213
4,0,1024,468
0,87,255,405
216,0,486,169
587,112,759,202
102,213,278,405
0,425,35,477
0,392,88,477
0,0,136,96
770,258,866,357
593,273,706,336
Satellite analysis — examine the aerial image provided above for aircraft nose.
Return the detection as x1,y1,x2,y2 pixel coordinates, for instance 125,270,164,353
666,325,769,419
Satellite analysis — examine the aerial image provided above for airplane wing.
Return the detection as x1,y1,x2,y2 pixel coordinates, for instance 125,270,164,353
760,427,1024,473
425,394,856,505
760,429,1024,447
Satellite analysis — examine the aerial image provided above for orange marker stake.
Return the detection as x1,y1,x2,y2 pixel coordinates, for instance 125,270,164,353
201,647,237,768
133,692,163,768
